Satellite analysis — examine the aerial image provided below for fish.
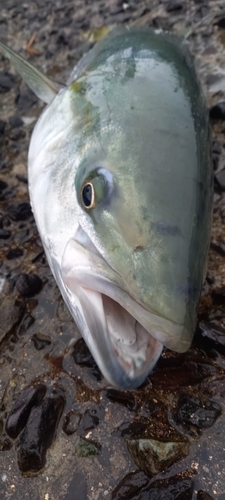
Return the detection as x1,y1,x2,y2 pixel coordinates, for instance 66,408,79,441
0,27,213,389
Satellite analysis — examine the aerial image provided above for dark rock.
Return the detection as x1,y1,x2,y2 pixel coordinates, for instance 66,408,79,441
6,248,23,260
206,270,215,285
8,202,32,221
72,338,96,367
140,475,194,500
197,491,215,500
126,437,189,476
15,88,38,111
215,170,225,191
115,421,148,438
150,361,216,388
15,273,42,297
166,0,183,12
0,296,25,342
17,394,65,472
215,17,225,29
106,389,137,411
175,395,221,430
0,120,6,135
63,410,81,436
0,71,16,92
75,437,101,457
0,179,8,193
212,141,222,155
32,333,51,350
0,229,11,239
0,436,13,451
210,101,225,120
195,321,225,357
18,314,35,335
9,128,25,141
9,115,23,128
211,239,225,255
16,174,28,184
112,471,149,500
80,405,104,432
6,384,46,439
72,337,102,381
64,473,87,500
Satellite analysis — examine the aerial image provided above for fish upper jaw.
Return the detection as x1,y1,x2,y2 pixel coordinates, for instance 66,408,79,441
59,228,190,389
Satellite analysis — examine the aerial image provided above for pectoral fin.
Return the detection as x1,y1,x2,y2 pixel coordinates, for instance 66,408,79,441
0,41,64,103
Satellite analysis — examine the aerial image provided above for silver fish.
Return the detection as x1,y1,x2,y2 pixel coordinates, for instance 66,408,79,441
0,27,213,389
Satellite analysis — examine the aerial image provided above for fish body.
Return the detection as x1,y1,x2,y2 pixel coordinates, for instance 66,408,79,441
0,27,213,388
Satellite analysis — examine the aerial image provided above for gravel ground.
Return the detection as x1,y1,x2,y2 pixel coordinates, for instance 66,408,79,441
1,1,225,499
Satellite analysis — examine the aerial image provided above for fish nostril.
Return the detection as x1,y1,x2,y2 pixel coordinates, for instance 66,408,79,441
134,246,144,253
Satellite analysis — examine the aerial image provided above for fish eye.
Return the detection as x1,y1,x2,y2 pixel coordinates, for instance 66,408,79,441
81,182,95,209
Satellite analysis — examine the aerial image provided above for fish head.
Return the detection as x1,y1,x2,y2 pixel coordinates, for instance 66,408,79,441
1,29,211,389
32,73,195,389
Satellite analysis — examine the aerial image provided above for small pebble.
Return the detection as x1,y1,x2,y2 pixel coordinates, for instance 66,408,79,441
6,248,23,260
9,115,23,128
8,202,32,221
15,273,42,297
210,101,225,120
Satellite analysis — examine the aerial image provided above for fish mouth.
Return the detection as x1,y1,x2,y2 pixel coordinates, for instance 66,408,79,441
60,228,180,389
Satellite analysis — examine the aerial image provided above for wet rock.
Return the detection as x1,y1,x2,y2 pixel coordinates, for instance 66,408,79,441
64,473,87,500
6,248,23,260
197,491,215,500
16,174,28,184
106,388,137,411
15,273,42,297
175,395,221,430
210,101,225,121
32,333,51,350
126,438,189,475
72,338,102,381
0,71,16,92
212,141,222,155
15,88,38,111
201,377,225,398
141,398,167,421
9,115,23,128
0,120,6,135
112,470,149,500
9,128,25,141
215,17,225,29
63,410,81,436
195,321,225,357
166,0,183,12
0,229,11,239
115,421,148,438
17,394,65,472
215,170,225,191
6,384,46,439
8,202,32,221
140,475,194,500
0,296,24,342
150,361,216,388
0,436,13,451
72,338,96,367
80,405,104,432
18,314,35,335
75,437,101,457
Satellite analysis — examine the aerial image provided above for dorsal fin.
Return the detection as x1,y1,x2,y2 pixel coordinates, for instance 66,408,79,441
0,41,64,103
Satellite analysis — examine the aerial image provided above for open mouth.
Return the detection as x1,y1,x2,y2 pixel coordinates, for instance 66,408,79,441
60,227,181,388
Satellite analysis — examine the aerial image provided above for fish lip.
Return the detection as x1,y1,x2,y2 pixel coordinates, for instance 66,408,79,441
60,234,172,389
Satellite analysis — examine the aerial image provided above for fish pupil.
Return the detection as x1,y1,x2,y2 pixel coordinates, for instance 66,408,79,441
82,183,93,207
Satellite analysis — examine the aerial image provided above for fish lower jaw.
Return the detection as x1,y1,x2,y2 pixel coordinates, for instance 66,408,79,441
62,275,164,388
